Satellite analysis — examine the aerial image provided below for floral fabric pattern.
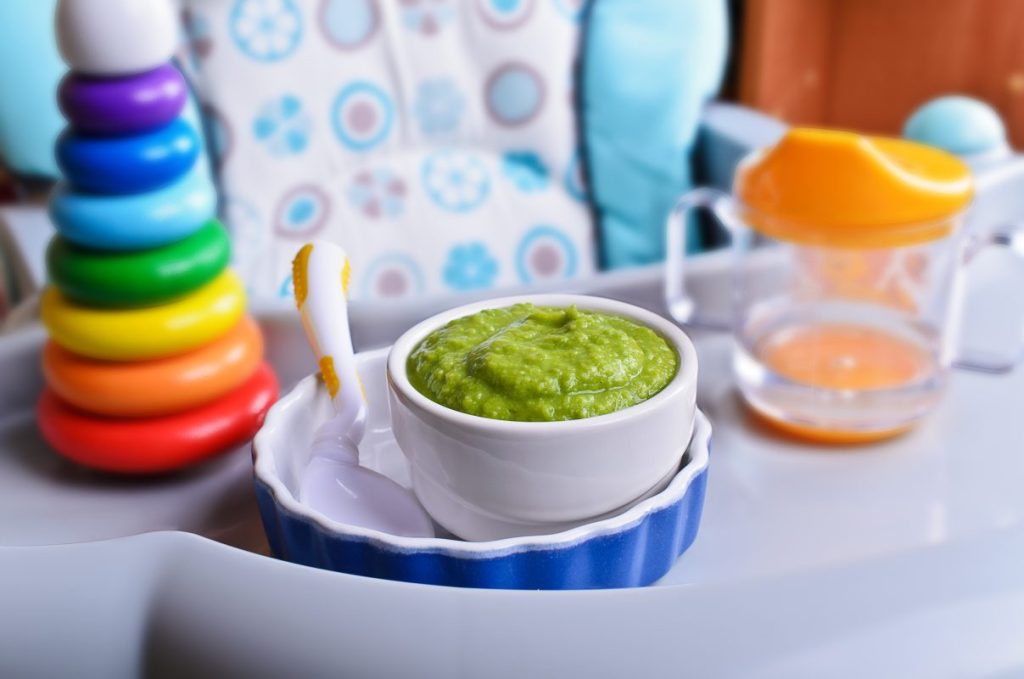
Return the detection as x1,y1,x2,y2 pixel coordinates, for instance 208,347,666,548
230,0,303,62
274,184,330,237
320,0,380,50
184,0,596,301
502,151,549,191
400,0,455,35
414,79,465,138
348,168,407,219
443,242,499,290
422,150,491,212
362,253,426,299
331,82,394,152
516,225,577,282
253,95,311,156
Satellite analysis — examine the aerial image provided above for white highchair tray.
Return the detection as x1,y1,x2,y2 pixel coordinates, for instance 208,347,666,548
2,246,1024,676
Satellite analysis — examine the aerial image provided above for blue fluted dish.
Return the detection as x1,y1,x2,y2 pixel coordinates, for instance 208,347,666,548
48,166,216,251
253,348,710,590
56,118,200,194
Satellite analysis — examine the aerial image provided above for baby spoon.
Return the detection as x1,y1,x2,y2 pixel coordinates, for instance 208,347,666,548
292,241,434,538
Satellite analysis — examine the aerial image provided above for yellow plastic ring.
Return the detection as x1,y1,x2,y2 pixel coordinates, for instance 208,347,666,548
41,270,246,361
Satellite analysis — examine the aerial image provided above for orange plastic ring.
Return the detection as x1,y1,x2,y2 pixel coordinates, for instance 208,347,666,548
43,316,264,418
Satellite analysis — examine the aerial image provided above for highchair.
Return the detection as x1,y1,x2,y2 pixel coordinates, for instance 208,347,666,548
175,0,730,301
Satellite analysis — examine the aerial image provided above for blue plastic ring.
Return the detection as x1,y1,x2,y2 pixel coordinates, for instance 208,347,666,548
57,119,200,194
49,167,217,251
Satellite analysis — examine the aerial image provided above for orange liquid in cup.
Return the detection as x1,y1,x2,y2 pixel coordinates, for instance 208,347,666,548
757,323,934,390
750,323,937,442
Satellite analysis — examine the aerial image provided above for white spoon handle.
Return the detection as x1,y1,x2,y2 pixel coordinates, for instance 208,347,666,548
293,241,365,441
292,241,435,538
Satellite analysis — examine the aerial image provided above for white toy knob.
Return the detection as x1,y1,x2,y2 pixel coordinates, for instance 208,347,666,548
56,0,178,76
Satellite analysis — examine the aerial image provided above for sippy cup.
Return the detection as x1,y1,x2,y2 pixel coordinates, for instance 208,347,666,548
665,128,1024,442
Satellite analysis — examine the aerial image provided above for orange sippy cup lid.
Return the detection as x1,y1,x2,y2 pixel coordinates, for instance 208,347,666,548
734,128,974,248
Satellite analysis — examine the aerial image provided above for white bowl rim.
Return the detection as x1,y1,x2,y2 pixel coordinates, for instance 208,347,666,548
386,294,699,434
252,350,711,558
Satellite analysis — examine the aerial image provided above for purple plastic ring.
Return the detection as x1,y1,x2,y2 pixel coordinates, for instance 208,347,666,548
58,64,188,135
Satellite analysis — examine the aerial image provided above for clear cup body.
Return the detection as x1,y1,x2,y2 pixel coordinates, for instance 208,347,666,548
688,197,968,439
728,210,966,438
665,186,1024,442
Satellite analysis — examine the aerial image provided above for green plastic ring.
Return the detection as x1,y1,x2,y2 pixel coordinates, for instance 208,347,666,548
47,219,231,308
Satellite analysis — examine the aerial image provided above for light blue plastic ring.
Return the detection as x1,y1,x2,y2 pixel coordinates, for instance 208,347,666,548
49,167,217,251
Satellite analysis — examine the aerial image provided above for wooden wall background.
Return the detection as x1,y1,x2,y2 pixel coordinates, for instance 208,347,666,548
739,0,1024,146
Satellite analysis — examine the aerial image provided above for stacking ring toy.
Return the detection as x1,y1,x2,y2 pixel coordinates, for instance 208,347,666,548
41,271,246,361
43,317,263,418
56,119,200,194
47,220,230,307
49,167,216,251
38,363,279,474
58,65,187,134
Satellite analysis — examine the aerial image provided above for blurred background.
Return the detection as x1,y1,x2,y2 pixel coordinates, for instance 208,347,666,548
1,0,1021,323
725,0,1024,146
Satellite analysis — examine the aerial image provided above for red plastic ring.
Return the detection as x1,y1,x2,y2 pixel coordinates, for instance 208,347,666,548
38,362,279,474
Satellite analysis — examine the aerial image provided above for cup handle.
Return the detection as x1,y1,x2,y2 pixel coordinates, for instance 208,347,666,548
664,187,735,330
953,224,1024,374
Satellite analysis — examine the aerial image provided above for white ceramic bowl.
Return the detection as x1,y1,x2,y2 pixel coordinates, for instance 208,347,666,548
386,294,699,541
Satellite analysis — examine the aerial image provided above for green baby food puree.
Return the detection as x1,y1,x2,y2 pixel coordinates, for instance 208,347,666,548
407,304,678,422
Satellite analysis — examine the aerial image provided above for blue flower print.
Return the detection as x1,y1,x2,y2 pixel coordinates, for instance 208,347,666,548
348,168,407,219
400,0,454,35
502,151,549,192
253,95,311,156
230,0,303,62
422,150,490,212
414,79,464,137
443,242,499,291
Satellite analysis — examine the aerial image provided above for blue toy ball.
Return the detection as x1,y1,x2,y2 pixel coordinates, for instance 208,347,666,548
903,96,1007,156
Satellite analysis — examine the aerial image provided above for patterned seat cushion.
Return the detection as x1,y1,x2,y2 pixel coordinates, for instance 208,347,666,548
181,0,596,302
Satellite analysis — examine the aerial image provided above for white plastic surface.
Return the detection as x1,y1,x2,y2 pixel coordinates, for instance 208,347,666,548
1,245,1024,676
